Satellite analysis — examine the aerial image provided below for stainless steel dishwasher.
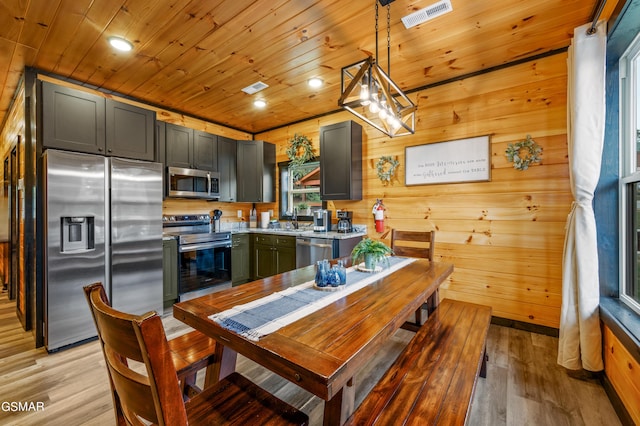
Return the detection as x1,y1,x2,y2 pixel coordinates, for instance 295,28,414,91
296,236,361,268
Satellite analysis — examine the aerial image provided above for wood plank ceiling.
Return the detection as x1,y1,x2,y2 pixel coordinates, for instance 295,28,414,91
0,0,601,134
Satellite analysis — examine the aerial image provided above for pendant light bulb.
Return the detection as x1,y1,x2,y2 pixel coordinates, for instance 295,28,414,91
387,113,397,127
369,93,380,113
378,100,388,120
391,116,402,131
360,84,370,106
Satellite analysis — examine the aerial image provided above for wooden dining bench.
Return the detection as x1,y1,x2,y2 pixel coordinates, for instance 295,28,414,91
346,299,492,425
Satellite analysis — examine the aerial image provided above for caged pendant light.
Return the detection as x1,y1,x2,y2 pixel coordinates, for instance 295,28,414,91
338,0,416,138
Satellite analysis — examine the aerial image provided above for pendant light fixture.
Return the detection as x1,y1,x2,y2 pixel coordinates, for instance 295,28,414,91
338,0,416,137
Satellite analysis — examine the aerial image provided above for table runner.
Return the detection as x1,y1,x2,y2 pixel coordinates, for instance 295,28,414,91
209,256,416,341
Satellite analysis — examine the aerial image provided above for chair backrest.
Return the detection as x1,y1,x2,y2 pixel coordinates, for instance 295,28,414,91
390,230,436,261
84,282,187,426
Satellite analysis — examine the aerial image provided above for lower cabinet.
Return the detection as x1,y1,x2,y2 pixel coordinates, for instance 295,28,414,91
253,234,296,280
162,239,178,308
231,234,251,286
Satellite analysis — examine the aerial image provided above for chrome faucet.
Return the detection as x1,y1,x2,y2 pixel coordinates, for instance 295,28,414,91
291,207,299,229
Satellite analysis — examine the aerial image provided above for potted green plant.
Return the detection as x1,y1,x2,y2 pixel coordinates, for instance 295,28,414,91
351,238,394,271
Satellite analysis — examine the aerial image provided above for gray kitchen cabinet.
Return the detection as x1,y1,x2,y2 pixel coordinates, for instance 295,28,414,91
231,233,251,286
217,136,237,202
165,124,218,171
165,123,193,168
193,130,218,171
41,81,155,161
253,234,296,279
254,234,276,279
105,99,155,161
320,120,362,200
275,238,296,274
41,81,106,154
236,140,275,202
163,238,178,308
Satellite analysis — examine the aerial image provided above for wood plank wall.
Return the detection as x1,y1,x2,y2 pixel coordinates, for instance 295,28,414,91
257,52,571,329
0,82,26,318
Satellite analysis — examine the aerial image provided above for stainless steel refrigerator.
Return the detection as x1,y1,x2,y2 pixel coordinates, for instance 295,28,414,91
43,149,162,352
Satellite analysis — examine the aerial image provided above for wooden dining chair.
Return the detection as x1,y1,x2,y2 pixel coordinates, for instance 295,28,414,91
391,230,436,331
83,282,215,398
390,229,435,261
84,282,309,426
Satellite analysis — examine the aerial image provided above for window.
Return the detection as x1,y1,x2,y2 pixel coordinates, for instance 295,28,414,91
279,160,322,220
620,32,640,314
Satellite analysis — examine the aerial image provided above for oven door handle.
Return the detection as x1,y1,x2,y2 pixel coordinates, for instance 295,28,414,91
179,241,231,252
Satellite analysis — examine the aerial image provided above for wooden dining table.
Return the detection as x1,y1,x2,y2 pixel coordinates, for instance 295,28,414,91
174,257,454,425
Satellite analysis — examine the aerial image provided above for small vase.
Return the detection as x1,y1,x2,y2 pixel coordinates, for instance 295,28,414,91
315,260,328,287
337,260,347,285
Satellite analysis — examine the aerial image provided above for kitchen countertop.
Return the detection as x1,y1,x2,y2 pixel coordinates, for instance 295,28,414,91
231,227,366,240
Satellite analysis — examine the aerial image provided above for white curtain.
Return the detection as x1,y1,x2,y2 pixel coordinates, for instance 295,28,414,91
558,21,606,372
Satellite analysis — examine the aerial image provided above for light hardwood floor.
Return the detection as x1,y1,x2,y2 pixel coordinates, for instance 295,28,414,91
0,290,621,425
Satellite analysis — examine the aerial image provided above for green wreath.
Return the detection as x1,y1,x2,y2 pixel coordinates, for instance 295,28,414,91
286,134,315,168
376,156,400,184
505,135,542,171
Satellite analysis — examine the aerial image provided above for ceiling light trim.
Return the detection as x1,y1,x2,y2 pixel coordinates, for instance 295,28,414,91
108,36,133,52
308,77,323,88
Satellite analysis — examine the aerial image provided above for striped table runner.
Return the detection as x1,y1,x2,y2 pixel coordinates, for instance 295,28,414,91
209,256,416,341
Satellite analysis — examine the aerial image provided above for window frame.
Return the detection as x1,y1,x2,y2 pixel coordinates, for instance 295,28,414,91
619,30,640,316
278,159,322,221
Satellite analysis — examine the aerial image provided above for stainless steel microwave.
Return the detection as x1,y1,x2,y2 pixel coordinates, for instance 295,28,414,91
167,167,220,199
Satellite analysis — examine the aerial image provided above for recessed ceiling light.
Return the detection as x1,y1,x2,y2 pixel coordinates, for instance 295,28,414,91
308,78,323,88
254,99,267,108
108,36,133,52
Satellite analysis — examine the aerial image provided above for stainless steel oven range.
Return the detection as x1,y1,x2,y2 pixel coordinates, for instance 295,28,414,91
162,214,232,300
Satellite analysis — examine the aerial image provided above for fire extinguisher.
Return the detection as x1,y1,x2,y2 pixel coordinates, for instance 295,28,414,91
372,199,385,233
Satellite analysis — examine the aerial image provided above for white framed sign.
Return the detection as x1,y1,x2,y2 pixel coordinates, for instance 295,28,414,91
405,135,491,185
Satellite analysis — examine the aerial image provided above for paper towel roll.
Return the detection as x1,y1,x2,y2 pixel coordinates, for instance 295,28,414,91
260,212,270,228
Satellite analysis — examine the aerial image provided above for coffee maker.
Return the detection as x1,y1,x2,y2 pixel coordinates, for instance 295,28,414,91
336,211,353,233
313,209,332,232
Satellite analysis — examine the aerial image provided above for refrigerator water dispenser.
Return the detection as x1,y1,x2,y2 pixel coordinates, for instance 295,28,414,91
61,216,95,252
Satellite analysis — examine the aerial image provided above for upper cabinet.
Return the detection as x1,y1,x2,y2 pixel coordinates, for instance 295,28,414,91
105,100,155,161
218,136,237,202
320,120,362,200
41,81,155,161
165,123,192,168
193,130,218,171
236,140,275,203
41,81,105,154
165,123,217,171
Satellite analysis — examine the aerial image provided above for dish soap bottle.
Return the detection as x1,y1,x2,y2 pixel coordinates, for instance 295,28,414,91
249,207,257,228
